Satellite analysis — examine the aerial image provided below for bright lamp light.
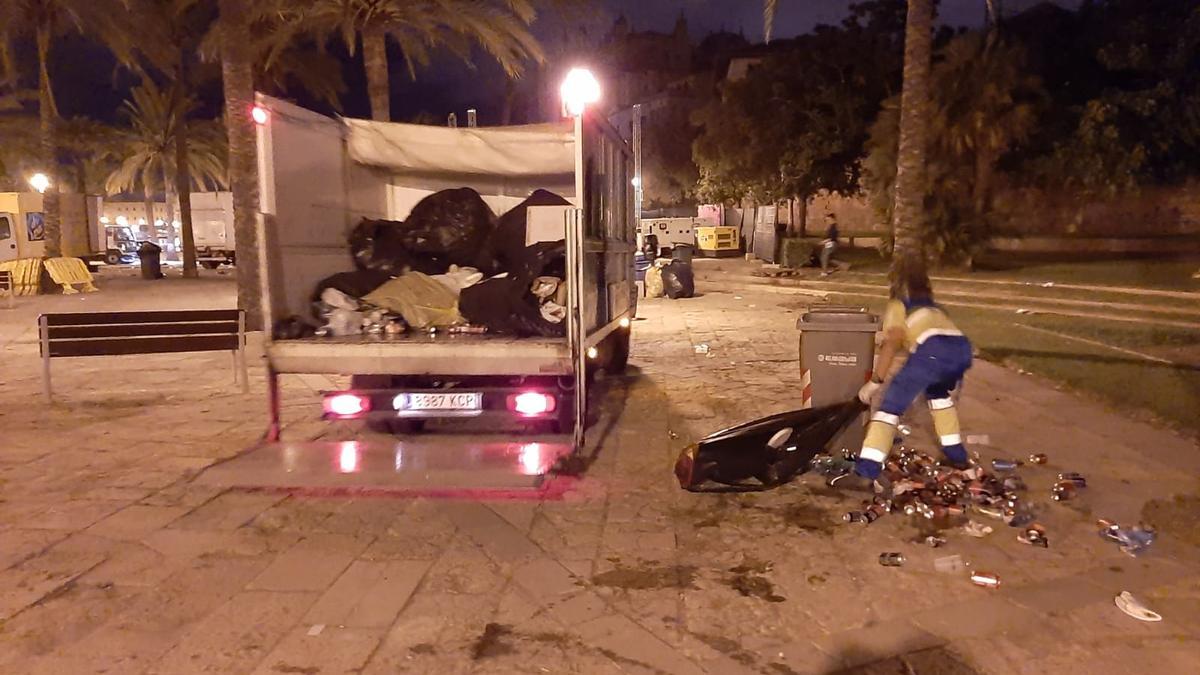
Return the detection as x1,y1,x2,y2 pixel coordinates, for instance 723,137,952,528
28,173,50,193
560,68,600,116
251,105,269,125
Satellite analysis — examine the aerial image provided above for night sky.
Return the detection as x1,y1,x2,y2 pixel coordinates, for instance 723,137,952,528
39,0,1071,125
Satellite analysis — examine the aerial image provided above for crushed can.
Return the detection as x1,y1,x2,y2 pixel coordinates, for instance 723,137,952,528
925,535,947,548
1051,481,1077,501
1057,472,1087,488
970,571,1001,588
1018,523,1049,548
991,458,1022,472
879,552,905,567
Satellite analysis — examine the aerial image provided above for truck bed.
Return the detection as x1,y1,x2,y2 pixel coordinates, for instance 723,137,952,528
269,332,571,376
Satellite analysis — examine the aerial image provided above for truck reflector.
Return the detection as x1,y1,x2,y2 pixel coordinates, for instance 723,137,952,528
509,392,556,417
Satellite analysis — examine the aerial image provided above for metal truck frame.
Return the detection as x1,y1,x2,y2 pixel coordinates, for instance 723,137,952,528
252,95,636,452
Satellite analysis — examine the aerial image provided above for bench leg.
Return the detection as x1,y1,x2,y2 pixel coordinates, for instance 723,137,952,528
39,316,52,401
265,366,281,442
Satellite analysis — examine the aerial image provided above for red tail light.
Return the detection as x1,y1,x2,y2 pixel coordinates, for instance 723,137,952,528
324,393,370,418
508,392,556,417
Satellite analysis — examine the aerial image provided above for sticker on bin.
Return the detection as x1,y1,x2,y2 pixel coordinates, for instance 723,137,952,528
817,353,859,366
394,393,482,412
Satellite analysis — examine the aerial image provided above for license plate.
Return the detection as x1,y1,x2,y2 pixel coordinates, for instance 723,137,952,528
394,392,482,412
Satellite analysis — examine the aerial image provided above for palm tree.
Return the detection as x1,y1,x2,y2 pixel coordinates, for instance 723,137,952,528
277,0,544,121
888,0,934,295
105,82,226,248
217,0,263,328
0,0,143,258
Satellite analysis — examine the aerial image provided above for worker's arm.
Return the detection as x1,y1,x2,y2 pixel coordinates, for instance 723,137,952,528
872,326,906,383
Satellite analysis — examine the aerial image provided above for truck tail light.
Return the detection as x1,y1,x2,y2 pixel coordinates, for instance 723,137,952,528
508,392,556,417
324,393,370,418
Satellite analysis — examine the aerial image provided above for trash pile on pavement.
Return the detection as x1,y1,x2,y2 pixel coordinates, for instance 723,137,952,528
273,188,572,339
808,437,1158,589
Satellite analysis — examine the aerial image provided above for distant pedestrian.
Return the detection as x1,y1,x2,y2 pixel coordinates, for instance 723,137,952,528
834,269,974,490
819,222,838,275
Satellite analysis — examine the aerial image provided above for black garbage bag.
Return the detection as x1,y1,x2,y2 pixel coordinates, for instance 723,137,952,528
311,270,393,303
349,218,417,275
459,276,566,337
674,400,866,491
402,188,495,266
661,260,695,299
491,189,572,275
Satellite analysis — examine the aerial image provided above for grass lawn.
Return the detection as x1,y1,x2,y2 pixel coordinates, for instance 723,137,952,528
823,293,1200,436
834,248,1200,292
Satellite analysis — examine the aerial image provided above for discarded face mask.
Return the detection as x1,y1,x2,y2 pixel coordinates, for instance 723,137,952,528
674,400,866,491
962,521,994,537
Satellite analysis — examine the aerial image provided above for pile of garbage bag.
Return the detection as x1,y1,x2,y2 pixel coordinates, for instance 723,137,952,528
276,187,572,340
645,258,694,300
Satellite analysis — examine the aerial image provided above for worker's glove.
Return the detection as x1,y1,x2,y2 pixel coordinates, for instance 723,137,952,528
858,380,882,404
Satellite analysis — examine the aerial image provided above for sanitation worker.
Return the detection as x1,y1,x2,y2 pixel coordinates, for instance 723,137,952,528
837,270,973,488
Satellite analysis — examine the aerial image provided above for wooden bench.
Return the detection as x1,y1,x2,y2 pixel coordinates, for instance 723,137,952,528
38,309,248,401
0,270,13,308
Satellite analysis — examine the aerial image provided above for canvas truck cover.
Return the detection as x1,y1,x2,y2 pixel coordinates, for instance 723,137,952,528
343,118,575,187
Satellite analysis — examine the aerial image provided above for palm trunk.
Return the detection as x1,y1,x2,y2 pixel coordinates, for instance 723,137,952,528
973,145,994,218
161,164,179,261
889,0,934,297
143,175,156,238
176,122,198,278
362,28,390,122
219,0,262,328
36,23,61,258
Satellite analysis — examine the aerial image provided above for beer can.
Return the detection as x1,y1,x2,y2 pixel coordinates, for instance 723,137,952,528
1028,453,1048,464
1057,472,1087,488
1051,481,1076,501
843,511,865,523
879,552,905,567
970,572,1001,588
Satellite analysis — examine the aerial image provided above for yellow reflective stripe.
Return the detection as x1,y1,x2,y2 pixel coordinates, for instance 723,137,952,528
859,447,888,463
928,397,955,410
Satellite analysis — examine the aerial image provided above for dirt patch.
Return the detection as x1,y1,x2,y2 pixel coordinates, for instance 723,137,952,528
834,645,978,675
725,559,786,603
781,501,837,534
470,623,515,660
271,665,318,675
1142,494,1200,547
692,631,798,673
590,563,698,591
409,643,436,655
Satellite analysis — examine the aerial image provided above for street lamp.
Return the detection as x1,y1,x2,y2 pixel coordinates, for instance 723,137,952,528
28,173,50,194
560,68,600,117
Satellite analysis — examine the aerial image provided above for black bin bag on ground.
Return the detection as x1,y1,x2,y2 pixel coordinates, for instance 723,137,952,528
674,400,866,491
662,260,695,299
349,218,416,275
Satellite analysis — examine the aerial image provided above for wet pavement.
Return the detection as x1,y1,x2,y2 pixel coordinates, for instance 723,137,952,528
1,267,1199,673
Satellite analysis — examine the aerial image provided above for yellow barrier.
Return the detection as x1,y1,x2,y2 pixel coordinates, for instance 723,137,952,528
43,257,98,294
0,258,45,296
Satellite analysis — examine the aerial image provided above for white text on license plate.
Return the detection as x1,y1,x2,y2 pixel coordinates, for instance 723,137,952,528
394,393,482,411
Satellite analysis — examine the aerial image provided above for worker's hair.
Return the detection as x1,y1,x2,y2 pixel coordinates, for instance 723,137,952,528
904,270,933,302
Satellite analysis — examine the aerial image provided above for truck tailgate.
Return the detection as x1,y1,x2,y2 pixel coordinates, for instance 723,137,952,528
193,437,573,496
270,334,571,376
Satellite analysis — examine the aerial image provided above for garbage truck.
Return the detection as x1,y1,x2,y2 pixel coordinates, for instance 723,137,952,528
253,94,636,452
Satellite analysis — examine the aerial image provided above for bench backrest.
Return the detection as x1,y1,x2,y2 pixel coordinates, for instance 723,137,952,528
39,309,243,358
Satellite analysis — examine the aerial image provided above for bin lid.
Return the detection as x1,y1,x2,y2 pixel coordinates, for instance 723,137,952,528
797,305,879,331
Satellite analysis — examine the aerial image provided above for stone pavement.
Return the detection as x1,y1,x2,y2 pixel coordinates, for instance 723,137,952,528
1,267,1198,674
